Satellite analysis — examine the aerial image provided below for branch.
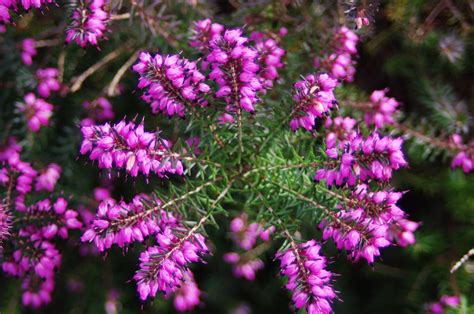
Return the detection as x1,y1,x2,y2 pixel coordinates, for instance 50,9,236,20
70,47,127,93
451,248,474,273
105,50,140,96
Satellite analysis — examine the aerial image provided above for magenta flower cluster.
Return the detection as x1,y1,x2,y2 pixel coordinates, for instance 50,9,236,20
189,18,224,53
249,30,286,89
427,295,461,314
0,0,54,25
0,138,82,308
170,271,201,312
36,68,60,98
276,240,336,314
80,120,183,177
133,52,210,117
364,89,400,128
327,26,359,82
315,133,407,186
451,134,474,173
290,73,338,131
18,93,53,133
207,28,263,115
319,184,418,263
223,213,274,280
65,0,108,47
21,38,37,66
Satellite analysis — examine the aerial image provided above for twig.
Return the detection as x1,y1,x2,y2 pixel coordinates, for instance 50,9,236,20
105,50,140,96
110,13,131,20
451,248,474,273
70,47,127,93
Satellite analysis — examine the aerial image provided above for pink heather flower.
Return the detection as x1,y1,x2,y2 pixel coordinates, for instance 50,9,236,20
290,73,338,131
36,68,60,98
276,240,337,314
65,0,109,47
0,202,12,248
364,89,400,128
21,276,55,308
450,134,474,173
18,93,53,133
93,187,112,202
171,271,201,312
133,52,210,117
80,120,184,177
134,231,209,301
328,52,356,82
315,132,407,186
81,196,174,251
0,0,54,25
427,295,461,314
249,31,285,89
82,97,114,125
333,26,359,55
229,213,264,250
207,28,263,115
35,163,61,192
224,252,264,281
189,18,224,53
319,184,415,264
21,38,37,66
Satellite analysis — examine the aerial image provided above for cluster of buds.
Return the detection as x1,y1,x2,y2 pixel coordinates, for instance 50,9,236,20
223,213,274,280
0,138,82,308
80,120,184,177
276,240,336,314
18,93,53,133
290,73,338,131
133,52,210,118
65,0,109,47
189,18,224,54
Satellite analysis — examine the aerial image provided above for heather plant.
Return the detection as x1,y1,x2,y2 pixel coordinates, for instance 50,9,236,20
0,1,473,313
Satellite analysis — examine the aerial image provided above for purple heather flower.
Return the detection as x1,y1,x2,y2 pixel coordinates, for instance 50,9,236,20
18,93,53,133
65,0,108,47
364,89,400,128
276,240,337,314
450,134,474,173
35,163,61,192
171,271,201,312
290,73,338,131
80,120,184,177
21,38,37,66
133,52,210,117
207,28,263,116
36,68,60,98
189,18,224,53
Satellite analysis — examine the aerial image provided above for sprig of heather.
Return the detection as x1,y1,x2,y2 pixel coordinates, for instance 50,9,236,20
65,0,109,47
18,93,53,133
81,195,179,251
133,52,210,117
318,184,417,264
290,73,338,131
134,227,209,300
21,38,37,66
80,120,184,177
207,28,262,116
315,132,407,186
276,240,337,314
